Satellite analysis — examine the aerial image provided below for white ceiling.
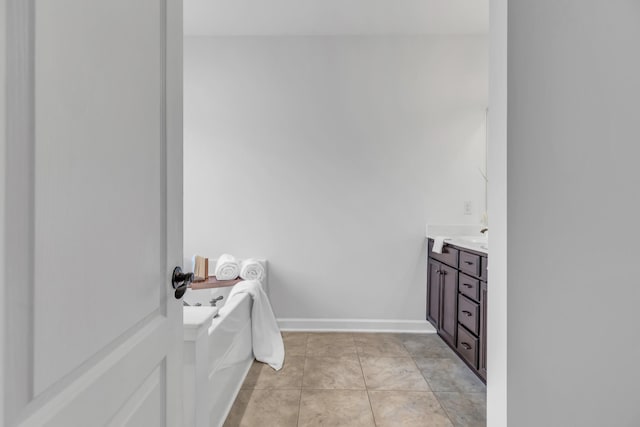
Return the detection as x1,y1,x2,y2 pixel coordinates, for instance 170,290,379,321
184,0,489,36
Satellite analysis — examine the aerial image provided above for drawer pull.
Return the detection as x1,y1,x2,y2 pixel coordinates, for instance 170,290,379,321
461,342,472,350
464,261,474,265
463,283,472,288
462,310,472,317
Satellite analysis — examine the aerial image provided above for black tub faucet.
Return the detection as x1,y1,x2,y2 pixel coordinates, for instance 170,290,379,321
210,296,224,307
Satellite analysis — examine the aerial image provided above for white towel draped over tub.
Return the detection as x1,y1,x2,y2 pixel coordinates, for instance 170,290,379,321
215,254,240,280
220,280,284,370
239,259,265,281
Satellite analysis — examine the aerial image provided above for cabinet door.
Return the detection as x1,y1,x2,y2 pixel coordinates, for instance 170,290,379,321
427,259,441,328
479,281,488,380
439,264,458,346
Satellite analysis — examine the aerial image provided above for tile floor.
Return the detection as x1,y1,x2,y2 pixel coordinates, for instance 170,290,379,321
224,332,486,427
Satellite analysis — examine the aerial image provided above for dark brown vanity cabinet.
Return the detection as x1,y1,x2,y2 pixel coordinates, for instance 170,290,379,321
427,258,458,347
427,238,487,382
479,281,488,379
426,259,441,328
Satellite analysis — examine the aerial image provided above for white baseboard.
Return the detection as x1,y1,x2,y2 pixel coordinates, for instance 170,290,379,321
277,318,437,333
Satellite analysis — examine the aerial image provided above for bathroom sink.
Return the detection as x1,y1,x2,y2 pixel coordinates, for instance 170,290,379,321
457,236,487,244
448,236,488,251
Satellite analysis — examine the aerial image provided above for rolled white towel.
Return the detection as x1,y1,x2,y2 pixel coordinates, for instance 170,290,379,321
215,254,240,280
240,259,265,281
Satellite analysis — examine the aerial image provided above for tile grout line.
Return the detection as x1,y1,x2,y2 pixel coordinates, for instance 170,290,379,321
403,340,439,395
404,340,457,427
356,344,379,427
296,333,310,426
286,332,483,426
429,389,458,427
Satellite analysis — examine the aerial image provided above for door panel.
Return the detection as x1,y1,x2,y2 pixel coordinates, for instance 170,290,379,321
427,259,440,328
439,264,458,346
3,0,183,425
23,317,166,427
108,364,164,427
33,0,165,394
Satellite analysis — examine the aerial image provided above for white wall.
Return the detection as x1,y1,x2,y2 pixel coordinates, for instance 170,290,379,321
184,35,488,322
502,2,640,425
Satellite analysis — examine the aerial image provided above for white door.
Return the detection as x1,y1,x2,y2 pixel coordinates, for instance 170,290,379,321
1,0,183,426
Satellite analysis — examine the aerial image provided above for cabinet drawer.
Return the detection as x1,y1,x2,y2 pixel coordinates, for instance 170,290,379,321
460,251,481,277
457,325,479,368
458,295,480,335
428,239,459,268
459,273,480,301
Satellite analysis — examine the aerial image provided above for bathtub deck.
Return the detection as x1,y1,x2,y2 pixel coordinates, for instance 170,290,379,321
223,332,486,427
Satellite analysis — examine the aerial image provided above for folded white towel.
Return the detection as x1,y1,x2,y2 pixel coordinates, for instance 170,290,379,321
214,254,240,280
432,236,449,254
220,280,284,370
239,259,265,281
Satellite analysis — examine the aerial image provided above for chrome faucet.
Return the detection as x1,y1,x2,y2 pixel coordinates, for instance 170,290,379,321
480,228,488,235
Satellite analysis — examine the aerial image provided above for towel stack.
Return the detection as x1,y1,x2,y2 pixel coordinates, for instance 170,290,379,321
213,254,265,281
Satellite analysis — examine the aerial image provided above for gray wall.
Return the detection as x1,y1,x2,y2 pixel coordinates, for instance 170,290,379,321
487,0,507,425
184,35,488,322
0,0,5,421
503,2,640,425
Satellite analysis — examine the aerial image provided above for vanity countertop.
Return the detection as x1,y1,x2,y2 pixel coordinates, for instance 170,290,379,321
425,224,488,254
437,237,488,254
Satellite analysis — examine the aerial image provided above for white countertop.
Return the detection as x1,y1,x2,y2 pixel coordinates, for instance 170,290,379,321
440,237,488,254
425,224,488,254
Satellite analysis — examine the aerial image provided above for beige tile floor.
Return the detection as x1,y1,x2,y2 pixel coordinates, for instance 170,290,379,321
224,332,486,427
